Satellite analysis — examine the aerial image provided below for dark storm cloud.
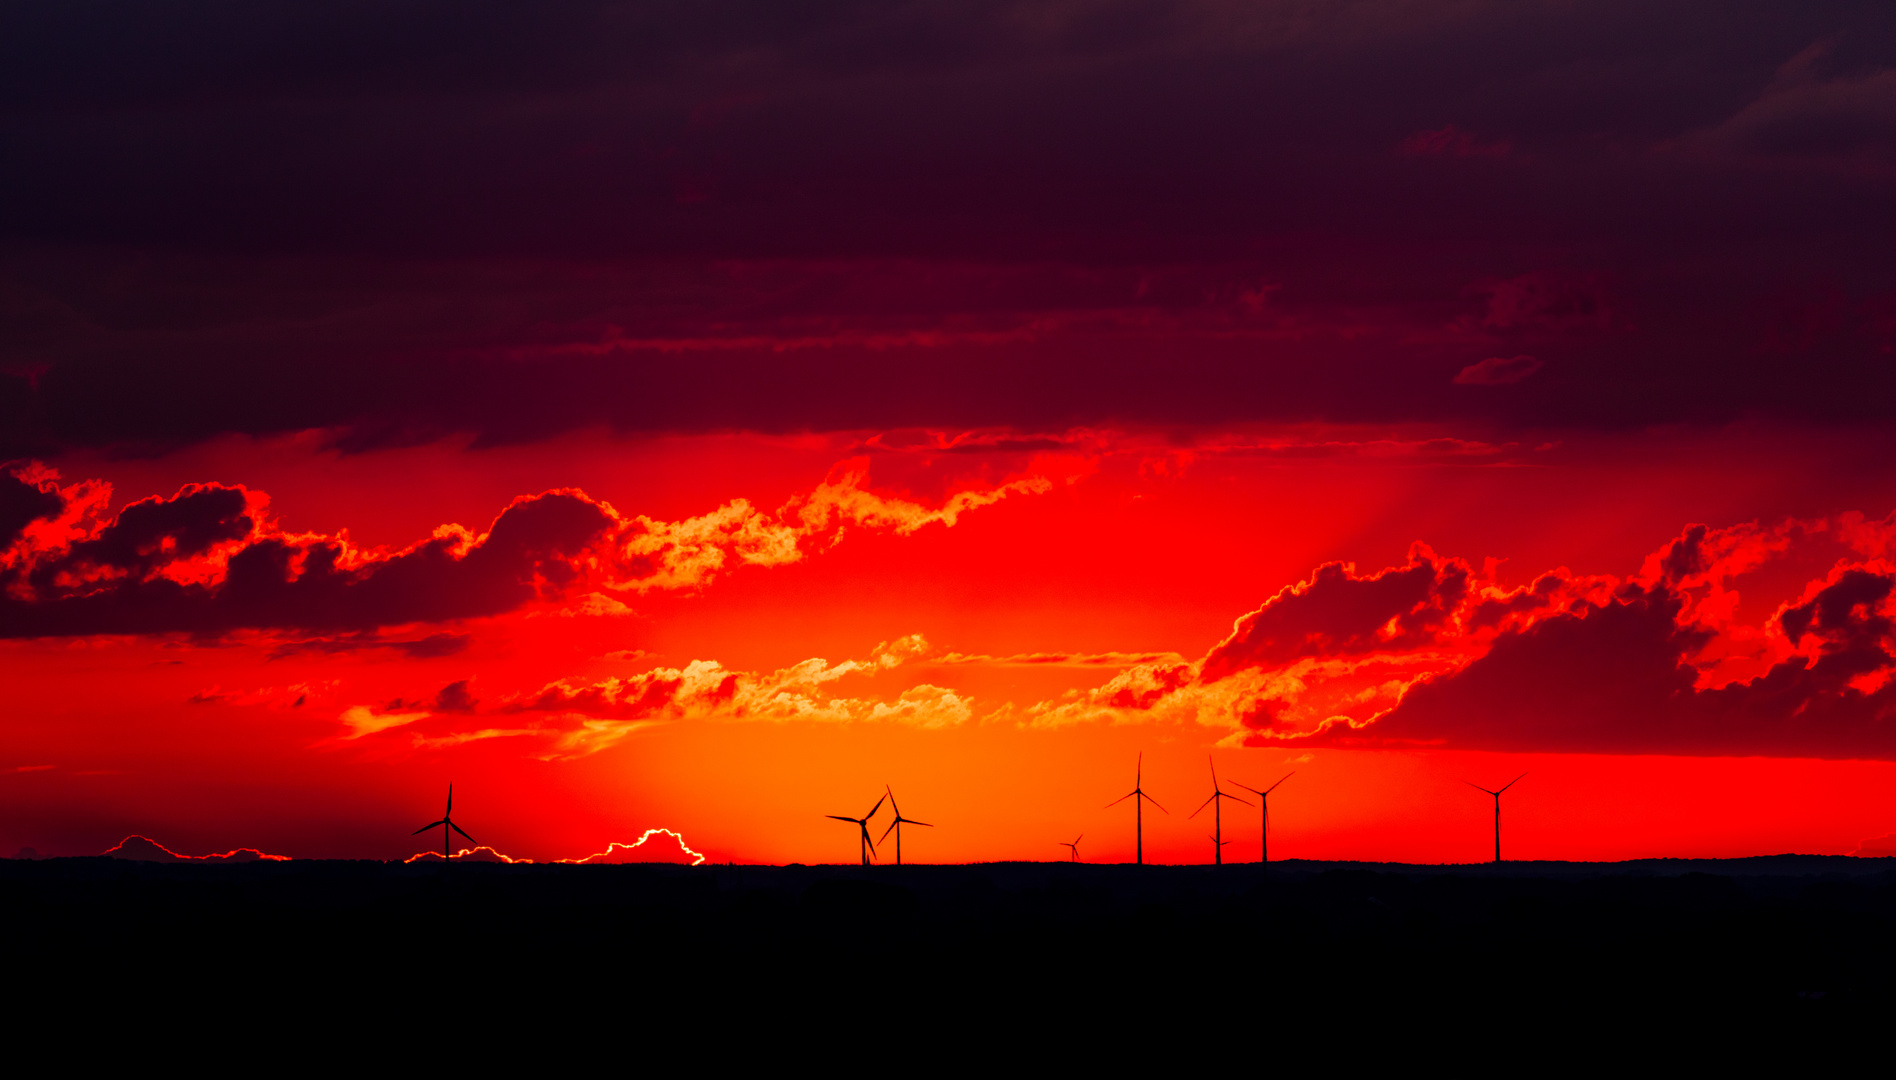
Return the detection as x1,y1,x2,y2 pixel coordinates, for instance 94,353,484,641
0,469,64,547
3,1,1895,453
0,484,615,638
1323,569,1896,759
1201,546,1471,682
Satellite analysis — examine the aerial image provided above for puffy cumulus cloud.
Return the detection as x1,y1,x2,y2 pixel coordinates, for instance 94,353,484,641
0,455,1060,638
402,829,708,865
1026,513,1896,760
614,456,1058,594
337,634,967,758
103,835,289,862
559,829,706,866
1200,544,1473,682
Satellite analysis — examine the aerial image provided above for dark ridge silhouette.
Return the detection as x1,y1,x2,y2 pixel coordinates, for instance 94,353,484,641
4,856,1894,1078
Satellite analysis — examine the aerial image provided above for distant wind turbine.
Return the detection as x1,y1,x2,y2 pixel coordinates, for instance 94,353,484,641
1229,771,1294,865
1188,756,1252,866
1106,753,1167,865
877,785,931,866
1058,834,1082,863
412,783,478,862
826,793,886,867
1465,773,1527,863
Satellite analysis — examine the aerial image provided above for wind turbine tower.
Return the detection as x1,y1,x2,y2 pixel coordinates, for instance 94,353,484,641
1189,756,1252,866
1229,771,1294,865
1465,773,1527,863
878,785,932,866
412,783,478,862
826,793,887,866
1106,753,1167,865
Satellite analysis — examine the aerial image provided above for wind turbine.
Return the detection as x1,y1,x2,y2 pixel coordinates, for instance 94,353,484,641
877,785,931,866
1058,834,1082,863
1106,753,1167,865
1229,771,1294,865
1465,773,1527,863
1188,756,1252,866
826,793,886,867
412,783,478,862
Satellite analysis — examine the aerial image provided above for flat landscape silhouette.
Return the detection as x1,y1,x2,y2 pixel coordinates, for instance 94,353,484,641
7,854,1892,1077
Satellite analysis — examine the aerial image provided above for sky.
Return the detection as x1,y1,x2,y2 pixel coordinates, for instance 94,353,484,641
6,1,1896,864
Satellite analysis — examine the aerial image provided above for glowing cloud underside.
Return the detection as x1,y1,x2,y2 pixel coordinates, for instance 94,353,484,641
403,829,707,867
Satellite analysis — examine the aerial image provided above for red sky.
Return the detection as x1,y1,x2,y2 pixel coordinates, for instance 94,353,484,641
5,3,1896,864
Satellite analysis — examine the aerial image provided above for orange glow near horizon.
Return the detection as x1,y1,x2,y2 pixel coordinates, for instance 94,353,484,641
7,425,1896,865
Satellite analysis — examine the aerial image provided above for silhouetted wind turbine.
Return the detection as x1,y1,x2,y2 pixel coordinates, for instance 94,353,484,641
877,785,931,866
1465,773,1527,863
1229,771,1294,865
1058,834,1082,863
1106,753,1167,865
412,783,477,863
1188,756,1251,866
826,793,886,867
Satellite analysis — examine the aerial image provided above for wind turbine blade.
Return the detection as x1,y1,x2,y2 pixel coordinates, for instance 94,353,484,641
1106,790,1137,808
1141,792,1169,814
1209,754,1218,785
862,825,877,854
445,783,452,816
412,820,445,834
1074,834,1083,845
1225,792,1253,807
885,784,901,818
1464,780,1498,796
865,794,887,820
909,819,932,828
1497,772,1527,794
826,815,860,823
1265,771,1295,795
1189,792,1216,819
880,819,899,844
450,821,477,843
1228,781,1262,796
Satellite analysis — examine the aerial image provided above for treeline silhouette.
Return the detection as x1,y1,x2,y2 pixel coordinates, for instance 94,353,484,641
5,857,1891,1077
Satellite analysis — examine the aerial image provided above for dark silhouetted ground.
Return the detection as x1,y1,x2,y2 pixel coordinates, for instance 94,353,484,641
6,856,1892,1077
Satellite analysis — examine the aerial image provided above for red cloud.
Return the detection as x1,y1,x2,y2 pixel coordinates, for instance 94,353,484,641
1454,355,1542,385
1200,544,1471,682
0,456,1059,640
1302,558,1896,758
103,835,290,862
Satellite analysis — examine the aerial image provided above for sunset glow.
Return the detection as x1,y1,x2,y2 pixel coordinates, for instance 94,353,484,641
6,3,1896,870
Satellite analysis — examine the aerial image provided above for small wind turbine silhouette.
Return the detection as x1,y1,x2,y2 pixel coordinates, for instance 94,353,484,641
1188,756,1251,866
412,783,477,862
1229,771,1294,865
1058,834,1082,863
877,785,931,866
1106,752,1167,865
1465,773,1527,863
826,793,886,866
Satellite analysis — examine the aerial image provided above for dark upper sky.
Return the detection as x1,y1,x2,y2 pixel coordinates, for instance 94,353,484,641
4,0,1895,454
